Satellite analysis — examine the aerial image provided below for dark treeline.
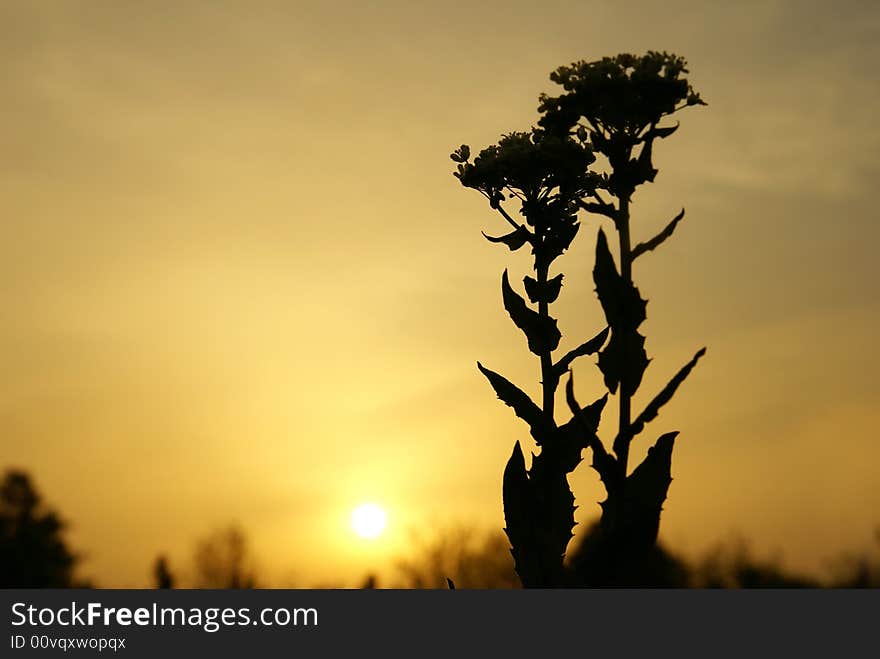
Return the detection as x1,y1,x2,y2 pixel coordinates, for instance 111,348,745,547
395,524,880,589
2,469,878,589
0,469,81,587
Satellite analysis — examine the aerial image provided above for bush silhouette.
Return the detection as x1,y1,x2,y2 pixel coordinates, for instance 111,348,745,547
567,520,691,587
453,52,706,587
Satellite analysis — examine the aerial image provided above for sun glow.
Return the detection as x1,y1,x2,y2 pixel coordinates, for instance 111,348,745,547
350,503,387,540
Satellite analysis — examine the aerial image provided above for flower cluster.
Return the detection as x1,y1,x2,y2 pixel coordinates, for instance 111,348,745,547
451,129,603,267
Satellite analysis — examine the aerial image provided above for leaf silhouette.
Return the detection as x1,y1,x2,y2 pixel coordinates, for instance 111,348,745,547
523,273,563,304
526,450,577,585
597,330,649,397
502,441,543,587
593,229,646,331
563,374,606,434
501,270,562,355
477,362,553,444
482,225,531,251
563,373,616,488
647,122,680,140
622,431,678,545
593,229,649,395
631,208,685,260
553,326,609,377
614,347,706,453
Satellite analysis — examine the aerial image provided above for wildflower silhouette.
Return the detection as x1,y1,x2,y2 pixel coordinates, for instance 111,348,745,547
453,52,706,587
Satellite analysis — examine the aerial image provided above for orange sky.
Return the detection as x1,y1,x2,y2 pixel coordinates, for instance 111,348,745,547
2,1,879,586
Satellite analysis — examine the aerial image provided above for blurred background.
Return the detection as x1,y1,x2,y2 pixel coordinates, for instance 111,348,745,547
2,1,878,587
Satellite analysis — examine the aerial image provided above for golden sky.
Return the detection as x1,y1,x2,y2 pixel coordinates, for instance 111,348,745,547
2,1,879,586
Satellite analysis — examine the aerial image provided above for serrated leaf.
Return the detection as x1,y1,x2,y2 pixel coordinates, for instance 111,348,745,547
503,442,529,525
526,450,577,581
631,208,685,260
592,228,618,300
593,228,649,395
554,326,609,376
565,391,607,434
482,225,531,251
597,329,649,397
614,347,705,453
502,270,561,355
502,441,543,587
622,431,678,545
627,432,676,496
477,362,553,444
523,276,539,302
523,273,564,304
633,347,705,431
561,372,615,486
593,229,647,331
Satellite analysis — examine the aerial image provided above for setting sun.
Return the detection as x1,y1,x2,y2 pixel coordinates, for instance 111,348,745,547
351,503,387,540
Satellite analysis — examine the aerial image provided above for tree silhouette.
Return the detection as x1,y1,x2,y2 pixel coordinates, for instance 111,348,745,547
692,538,818,588
453,52,706,587
193,525,257,588
395,526,519,589
826,528,880,588
0,469,78,587
153,554,175,589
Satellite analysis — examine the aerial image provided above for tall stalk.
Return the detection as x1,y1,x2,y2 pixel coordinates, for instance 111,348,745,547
615,196,633,478
453,132,606,586
536,263,555,422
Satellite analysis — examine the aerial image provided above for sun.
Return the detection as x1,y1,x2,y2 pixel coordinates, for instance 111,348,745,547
350,503,387,540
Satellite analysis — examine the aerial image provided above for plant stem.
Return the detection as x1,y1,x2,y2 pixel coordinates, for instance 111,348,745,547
616,196,632,477
536,262,555,422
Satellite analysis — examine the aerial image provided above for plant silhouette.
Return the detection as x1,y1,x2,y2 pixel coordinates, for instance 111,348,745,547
453,52,706,587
